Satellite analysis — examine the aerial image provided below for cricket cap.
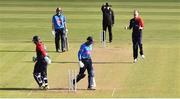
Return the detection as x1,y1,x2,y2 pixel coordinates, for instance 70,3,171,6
32,35,40,43
87,36,93,43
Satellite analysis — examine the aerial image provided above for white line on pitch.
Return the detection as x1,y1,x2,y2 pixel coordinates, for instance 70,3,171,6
111,88,116,97
27,90,32,96
27,83,33,96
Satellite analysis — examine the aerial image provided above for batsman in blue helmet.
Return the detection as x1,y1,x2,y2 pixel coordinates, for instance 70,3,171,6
73,36,96,90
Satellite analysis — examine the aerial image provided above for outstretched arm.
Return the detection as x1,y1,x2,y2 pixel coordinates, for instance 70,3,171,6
125,19,133,30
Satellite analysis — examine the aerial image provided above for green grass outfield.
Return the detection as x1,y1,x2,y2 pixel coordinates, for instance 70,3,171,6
0,0,180,98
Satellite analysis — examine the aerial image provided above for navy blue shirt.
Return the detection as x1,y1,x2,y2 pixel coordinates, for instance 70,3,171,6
129,16,144,33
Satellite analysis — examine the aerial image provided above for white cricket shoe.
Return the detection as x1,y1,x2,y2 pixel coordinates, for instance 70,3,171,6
141,55,145,59
87,86,96,90
133,59,138,63
40,83,49,90
43,85,49,90
39,86,44,90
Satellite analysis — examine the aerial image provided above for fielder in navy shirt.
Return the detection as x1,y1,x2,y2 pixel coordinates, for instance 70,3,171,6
125,10,145,63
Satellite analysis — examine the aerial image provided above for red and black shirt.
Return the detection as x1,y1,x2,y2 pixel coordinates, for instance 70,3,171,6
129,16,144,33
36,42,47,61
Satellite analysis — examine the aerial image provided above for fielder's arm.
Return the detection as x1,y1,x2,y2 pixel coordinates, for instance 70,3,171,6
78,45,84,68
125,19,133,30
139,17,144,30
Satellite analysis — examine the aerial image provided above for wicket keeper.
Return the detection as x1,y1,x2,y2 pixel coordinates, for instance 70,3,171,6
125,10,145,63
73,36,96,90
32,35,51,89
52,7,68,52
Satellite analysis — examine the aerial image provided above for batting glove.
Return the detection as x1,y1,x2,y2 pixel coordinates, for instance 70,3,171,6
79,61,84,68
65,29,68,32
44,56,51,64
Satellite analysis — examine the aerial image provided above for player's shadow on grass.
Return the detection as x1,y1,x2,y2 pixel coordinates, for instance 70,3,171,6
0,50,63,53
24,61,132,64
0,50,34,53
0,87,69,91
93,61,132,64
0,88,93,92
52,61,132,64
0,88,43,91
0,88,88,91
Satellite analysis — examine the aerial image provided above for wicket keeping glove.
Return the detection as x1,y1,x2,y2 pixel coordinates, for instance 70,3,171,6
79,61,84,68
51,30,55,36
32,56,37,62
44,56,51,64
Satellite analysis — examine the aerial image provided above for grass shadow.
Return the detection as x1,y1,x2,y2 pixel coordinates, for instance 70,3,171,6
93,61,132,64
51,61,132,64
0,50,34,53
24,61,132,64
0,50,59,53
0,87,90,91
0,87,69,91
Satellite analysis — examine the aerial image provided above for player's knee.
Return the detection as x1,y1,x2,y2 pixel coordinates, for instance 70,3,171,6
33,73,43,84
76,74,86,82
89,70,95,77
33,73,38,76
33,73,41,78
41,71,47,77
133,44,138,48
78,74,86,79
